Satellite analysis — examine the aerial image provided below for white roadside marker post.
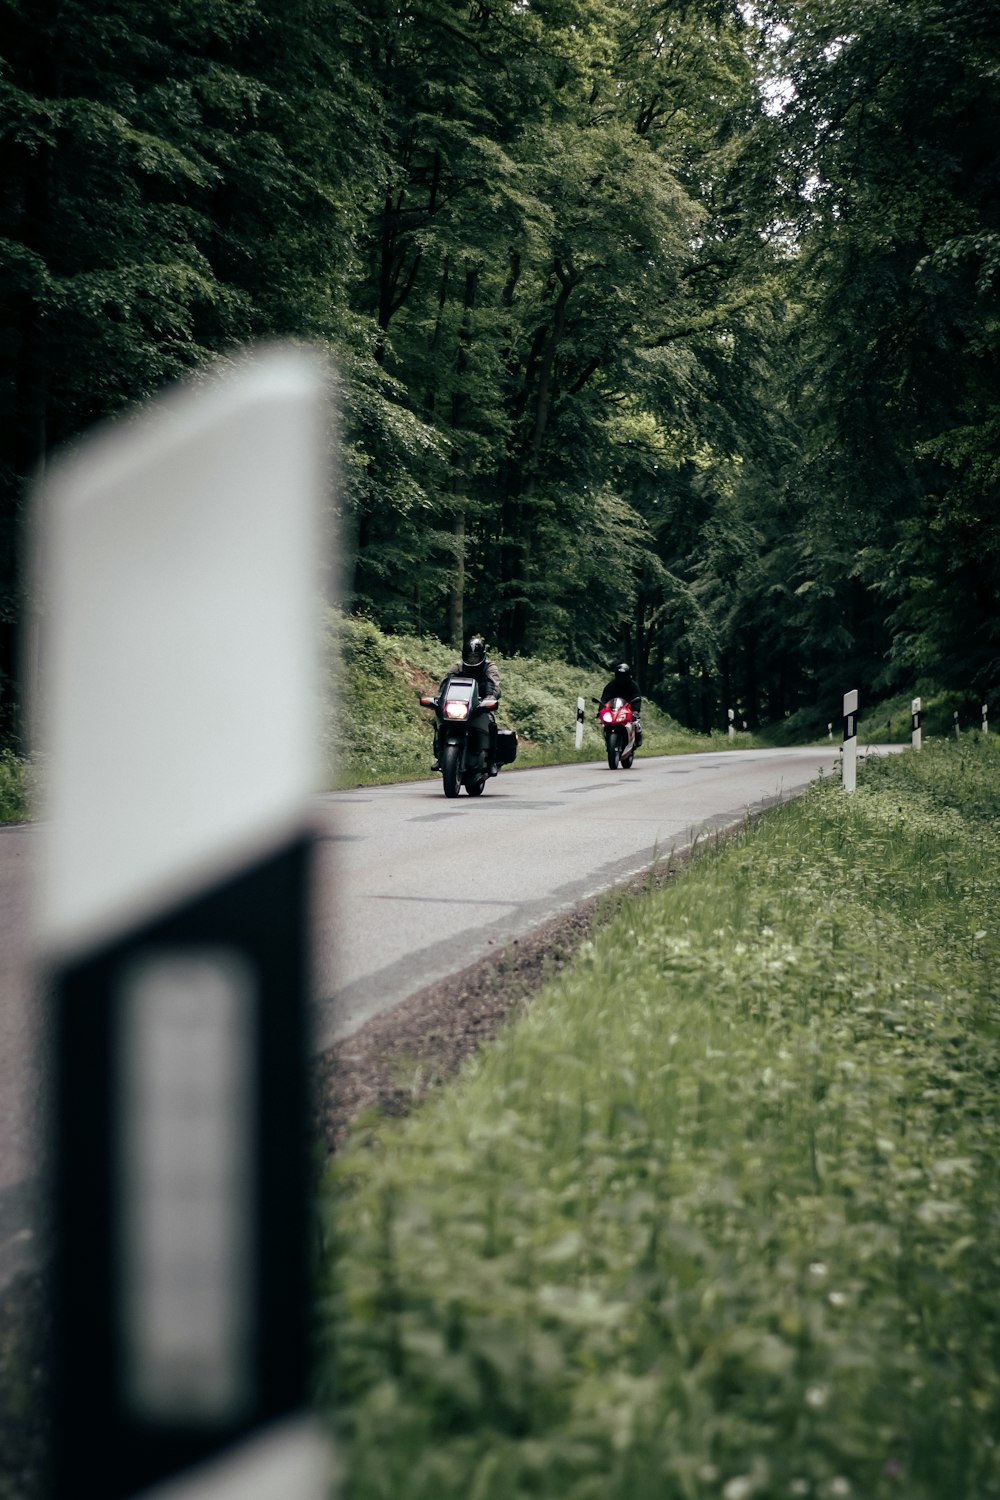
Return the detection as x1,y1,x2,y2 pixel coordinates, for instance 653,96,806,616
911,696,922,751
727,707,735,741
828,722,833,742
954,710,961,740
842,689,859,793
575,696,585,751
32,349,332,1500
982,702,989,734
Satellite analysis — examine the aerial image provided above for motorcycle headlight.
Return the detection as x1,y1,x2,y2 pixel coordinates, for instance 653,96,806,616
600,710,613,724
444,700,470,720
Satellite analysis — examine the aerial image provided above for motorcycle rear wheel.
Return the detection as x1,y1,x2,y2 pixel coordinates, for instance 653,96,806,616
442,742,462,798
621,747,634,768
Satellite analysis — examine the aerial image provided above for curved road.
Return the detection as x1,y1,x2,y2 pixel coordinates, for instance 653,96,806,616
311,746,843,1046
1,745,845,1285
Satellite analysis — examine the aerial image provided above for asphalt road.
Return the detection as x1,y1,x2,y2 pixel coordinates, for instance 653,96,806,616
310,746,843,1047
0,745,845,1286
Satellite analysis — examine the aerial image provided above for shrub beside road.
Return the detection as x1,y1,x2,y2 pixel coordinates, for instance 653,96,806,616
321,737,1000,1500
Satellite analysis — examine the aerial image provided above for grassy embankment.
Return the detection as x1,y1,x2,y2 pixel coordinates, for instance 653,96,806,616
320,736,1000,1500
0,751,31,824
326,615,982,787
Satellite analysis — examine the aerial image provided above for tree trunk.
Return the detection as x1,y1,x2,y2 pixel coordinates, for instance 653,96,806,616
447,265,478,645
448,509,465,647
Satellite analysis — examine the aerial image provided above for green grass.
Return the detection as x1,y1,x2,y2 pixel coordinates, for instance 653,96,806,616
319,736,1000,1500
324,614,761,787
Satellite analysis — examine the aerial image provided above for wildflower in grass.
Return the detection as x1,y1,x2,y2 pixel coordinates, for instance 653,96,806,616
805,1384,830,1408
722,1476,756,1500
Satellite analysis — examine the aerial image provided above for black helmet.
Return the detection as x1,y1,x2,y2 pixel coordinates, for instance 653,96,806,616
614,661,631,676
462,633,487,668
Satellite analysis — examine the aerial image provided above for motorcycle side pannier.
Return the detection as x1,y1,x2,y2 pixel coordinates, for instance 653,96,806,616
496,728,518,765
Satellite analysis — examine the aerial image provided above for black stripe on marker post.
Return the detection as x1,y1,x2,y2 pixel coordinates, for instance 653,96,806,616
49,834,313,1500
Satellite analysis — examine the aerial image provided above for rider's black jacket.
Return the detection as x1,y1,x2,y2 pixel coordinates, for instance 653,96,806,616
599,674,641,711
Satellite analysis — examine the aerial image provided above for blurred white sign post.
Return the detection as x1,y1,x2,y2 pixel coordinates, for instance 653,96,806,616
727,707,735,741
842,689,859,793
34,349,332,1500
575,696,585,751
983,702,989,734
911,696,922,751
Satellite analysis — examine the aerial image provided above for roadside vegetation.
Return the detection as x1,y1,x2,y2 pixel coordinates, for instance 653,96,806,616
325,613,980,789
320,736,1000,1500
0,614,974,822
327,613,761,788
0,750,31,825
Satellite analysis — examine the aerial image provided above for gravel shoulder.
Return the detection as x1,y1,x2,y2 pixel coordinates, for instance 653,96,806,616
313,852,686,1152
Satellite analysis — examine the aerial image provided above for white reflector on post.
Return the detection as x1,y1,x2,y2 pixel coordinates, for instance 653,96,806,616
36,348,325,959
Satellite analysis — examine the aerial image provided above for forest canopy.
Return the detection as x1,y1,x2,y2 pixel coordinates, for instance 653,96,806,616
1,0,997,737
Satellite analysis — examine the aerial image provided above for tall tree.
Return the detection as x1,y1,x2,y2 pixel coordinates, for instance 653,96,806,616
759,0,1000,699
0,0,376,736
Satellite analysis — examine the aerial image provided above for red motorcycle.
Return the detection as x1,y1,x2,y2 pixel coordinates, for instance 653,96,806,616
593,695,637,769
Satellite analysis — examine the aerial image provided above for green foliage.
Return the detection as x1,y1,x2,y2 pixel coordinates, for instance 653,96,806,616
760,0,1000,699
1,0,994,744
858,688,991,745
321,738,1000,1498
0,749,30,824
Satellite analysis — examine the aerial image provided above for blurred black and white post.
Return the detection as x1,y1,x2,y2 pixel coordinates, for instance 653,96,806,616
911,696,922,751
31,348,333,1500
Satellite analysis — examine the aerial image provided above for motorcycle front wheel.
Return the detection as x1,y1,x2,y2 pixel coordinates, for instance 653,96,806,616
607,732,621,770
442,742,462,798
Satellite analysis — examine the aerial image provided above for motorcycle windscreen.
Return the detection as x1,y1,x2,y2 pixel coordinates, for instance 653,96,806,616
442,677,476,725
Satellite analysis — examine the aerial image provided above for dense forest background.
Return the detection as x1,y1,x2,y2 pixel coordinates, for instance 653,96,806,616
1,0,998,738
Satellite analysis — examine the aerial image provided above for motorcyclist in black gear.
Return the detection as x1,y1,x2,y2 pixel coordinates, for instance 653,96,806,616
431,633,502,772
599,661,642,747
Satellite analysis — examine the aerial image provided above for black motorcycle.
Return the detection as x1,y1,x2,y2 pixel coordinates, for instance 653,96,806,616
420,675,517,797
